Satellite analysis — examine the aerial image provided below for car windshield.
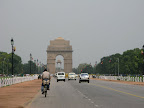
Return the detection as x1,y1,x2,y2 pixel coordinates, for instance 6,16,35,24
69,73,75,75
58,73,64,75
81,74,88,76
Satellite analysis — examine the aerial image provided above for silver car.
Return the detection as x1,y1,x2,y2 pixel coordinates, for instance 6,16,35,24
79,73,89,83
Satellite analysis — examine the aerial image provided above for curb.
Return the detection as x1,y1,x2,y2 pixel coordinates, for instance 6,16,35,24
24,90,41,108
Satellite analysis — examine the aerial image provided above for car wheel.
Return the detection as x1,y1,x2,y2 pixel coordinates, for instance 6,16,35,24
75,79,76,80
64,79,65,82
57,80,58,82
79,80,81,83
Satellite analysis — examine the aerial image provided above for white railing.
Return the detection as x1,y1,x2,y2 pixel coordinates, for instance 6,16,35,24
97,75,144,82
0,76,38,88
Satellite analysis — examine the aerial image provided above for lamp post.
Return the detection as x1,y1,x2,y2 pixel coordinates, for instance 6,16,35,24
11,38,14,76
2,61,4,75
37,59,38,74
142,45,144,75
95,61,97,75
7,59,9,75
40,62,41,73
30,53,32,75
109,58,112,75
118,58,119,76
34,60,36,74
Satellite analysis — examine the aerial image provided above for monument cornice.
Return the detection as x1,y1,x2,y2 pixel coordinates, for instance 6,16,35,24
47,50,73,52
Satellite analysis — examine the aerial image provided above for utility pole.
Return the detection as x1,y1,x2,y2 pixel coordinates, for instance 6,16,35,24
30,53,32,75
142,45,144,78
11,38,15,76
3,58,6,76
142,45,144,74
115,63,116,76
34,60,36,74
118,58,119,76
40,62,41,73
37,59,38,74
95,61,97,75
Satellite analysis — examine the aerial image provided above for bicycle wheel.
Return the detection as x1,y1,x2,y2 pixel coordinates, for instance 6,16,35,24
45,91,47,97
44,85,47,97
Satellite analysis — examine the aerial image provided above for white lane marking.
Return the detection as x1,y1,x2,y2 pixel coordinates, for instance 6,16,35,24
78,90,81,93
76,89,99,107
95,105,99,107
91,101,94,104
85,96,88,99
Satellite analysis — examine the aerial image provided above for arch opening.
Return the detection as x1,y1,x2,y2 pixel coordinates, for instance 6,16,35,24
55,55,64,72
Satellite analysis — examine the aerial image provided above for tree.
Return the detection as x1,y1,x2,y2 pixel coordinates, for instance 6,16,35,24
23,61,37,74
0,52,22,75
77,63,93,74
94,48,144,76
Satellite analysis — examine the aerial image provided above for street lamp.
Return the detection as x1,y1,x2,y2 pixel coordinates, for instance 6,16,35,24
37,59,38,74
142,45,144,75
40,62,41,73
7,59,9,75
30,53,32,75
117,58,119,76
34,60,36,74
11,38,14,76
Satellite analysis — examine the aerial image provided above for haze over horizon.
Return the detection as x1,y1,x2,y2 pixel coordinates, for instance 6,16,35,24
0,0,144,68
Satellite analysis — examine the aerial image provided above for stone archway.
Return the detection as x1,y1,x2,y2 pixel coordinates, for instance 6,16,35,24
47,37,73,74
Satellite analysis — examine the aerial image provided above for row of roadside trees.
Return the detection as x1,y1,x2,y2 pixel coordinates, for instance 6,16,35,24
0,51,44,76
73,48,144,76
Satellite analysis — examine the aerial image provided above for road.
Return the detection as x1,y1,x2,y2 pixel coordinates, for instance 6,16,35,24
28,78,144,108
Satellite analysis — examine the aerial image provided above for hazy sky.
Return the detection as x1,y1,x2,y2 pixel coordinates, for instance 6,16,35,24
0,0,144,68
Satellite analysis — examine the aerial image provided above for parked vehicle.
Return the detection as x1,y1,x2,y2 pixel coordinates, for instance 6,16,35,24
79,73,89,83
57,72,65,82
68,73,76,80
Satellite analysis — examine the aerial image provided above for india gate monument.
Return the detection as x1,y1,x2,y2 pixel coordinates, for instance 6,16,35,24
47,37,73,74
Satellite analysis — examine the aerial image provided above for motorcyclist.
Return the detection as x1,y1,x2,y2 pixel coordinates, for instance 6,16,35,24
41,69,51,94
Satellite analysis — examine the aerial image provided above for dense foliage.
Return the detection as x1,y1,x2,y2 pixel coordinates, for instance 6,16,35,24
0,52,44,75
94,48,144,75
0,52,22,75
73,48,144,75
23,61,44,74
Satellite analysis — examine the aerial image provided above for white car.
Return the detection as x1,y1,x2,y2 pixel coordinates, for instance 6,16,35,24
68,73,76,80
79,73,89,83
75,74,78,77
57,72,65,82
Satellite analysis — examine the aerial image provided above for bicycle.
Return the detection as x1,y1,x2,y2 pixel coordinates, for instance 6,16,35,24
44,83,47,97
43,79,49,97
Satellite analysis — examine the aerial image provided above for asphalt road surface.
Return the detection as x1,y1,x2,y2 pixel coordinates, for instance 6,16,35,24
28,78,144,108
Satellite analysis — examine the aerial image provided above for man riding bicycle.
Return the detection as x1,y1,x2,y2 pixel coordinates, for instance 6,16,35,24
41,69,51,94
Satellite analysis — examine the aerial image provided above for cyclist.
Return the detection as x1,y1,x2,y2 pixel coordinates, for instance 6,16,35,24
41,69,51,94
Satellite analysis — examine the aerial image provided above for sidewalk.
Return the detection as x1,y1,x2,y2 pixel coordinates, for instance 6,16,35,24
0,79,41,108
91,78,144,86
